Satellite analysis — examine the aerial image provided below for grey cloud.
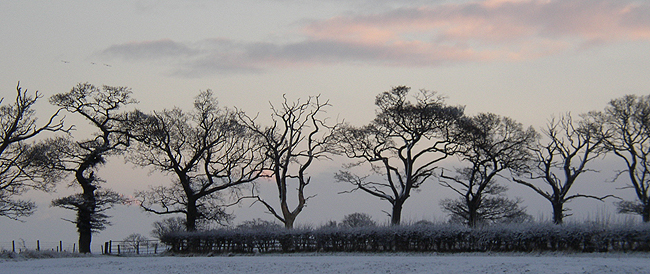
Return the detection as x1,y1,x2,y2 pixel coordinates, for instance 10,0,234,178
102,39,198,60
171,53,265,78
248,40,472,66
245,40,385,63
165,40,391,77
101,37,485,77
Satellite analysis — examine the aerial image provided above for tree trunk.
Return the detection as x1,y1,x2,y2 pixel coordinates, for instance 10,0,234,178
186,198,198,232
78,228,92,253
643,202,650,223
284,214,295,229
280,193,300,229
465,195,481,228
78,190,95,253
77,206,93,253
467,203,478,228
552,201,564,225
184,197,202,252
391,201,404,225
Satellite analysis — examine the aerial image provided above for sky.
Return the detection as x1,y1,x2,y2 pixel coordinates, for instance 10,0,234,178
1,0,650,252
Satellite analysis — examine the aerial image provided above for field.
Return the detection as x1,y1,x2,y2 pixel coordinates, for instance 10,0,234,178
2,253,650,274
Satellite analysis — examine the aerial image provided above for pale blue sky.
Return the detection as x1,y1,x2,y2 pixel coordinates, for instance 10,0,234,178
1,0,649,251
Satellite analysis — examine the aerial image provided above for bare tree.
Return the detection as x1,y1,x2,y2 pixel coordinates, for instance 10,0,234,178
121,233,149,254
340,212,376,228
440,185,532,226
335,86,466,225
131,90,264,231
240,95,339,229
0,83,67,220
513,113,611,224
43,83,136,253
440,113,537,228
150,217,186,239
236,218,282,230
600,95,650,222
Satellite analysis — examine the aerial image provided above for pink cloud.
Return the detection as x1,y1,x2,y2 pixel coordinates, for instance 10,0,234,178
303,0,650,61
101,0,650,76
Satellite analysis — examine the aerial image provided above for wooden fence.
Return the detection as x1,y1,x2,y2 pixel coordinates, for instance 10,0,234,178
1,239,165,255
0,240,76,253
102,240,164,255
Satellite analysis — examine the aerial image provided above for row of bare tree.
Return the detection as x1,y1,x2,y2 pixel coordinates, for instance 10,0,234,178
2,83,650,253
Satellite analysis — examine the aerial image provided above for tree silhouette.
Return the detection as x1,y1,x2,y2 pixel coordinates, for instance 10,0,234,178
513,113,611,224
440,113,537,227
336,86,466,225
131,90,264,231
240,95,340,229
600,95,650,222
45,83,136,253
0,83,67,220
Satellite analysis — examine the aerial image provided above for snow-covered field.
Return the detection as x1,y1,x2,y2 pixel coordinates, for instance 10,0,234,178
2,253,649,274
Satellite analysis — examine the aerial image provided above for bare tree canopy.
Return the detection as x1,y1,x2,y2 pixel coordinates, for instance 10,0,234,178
236,218,282,230
0,83,67,220
240,95,340,229
440,186,532,226
340,212,376,228
121,233,150,252
335,86,466,225
440,113,537,228
150,217,187,239
40,83,137,253
599,95,650,222
130,90,264,231
513,113,611,224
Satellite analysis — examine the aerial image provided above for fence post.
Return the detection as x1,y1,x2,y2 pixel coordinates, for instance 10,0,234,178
104,242,109,255
109,241,112,254
117,244,121,254
60,241,63,253
73,243,76,253
37,240,40,251
12,241,15,253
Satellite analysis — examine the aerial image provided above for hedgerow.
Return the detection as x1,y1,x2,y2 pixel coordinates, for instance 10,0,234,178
160,222,650,253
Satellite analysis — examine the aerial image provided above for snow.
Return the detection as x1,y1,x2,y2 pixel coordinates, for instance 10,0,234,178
2,253,649,274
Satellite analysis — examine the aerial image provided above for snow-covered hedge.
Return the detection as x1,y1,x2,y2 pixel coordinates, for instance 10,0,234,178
160,222,650,253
